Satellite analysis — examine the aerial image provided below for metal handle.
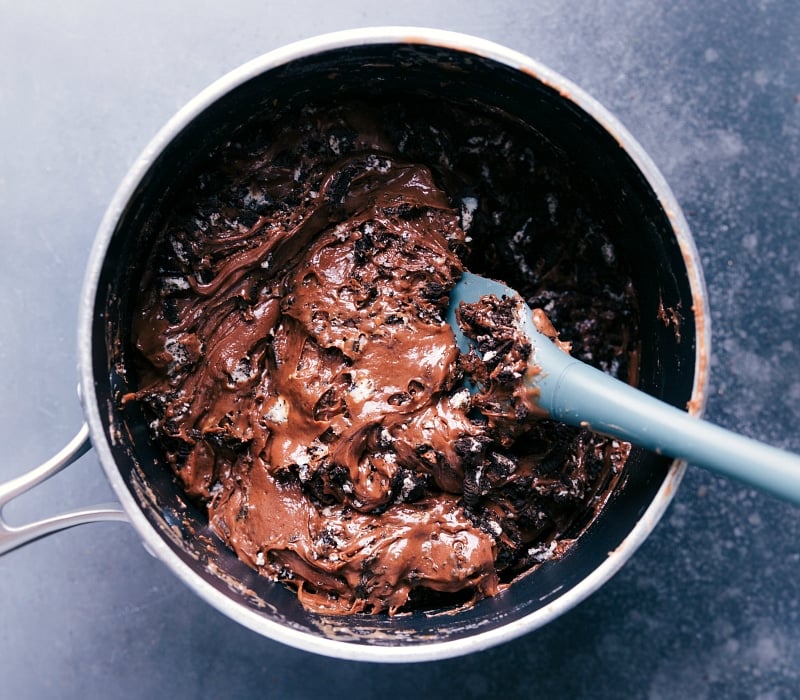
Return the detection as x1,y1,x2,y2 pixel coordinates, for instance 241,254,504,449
0,423,127,555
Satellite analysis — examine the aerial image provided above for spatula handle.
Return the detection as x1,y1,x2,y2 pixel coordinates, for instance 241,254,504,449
548,359,800,505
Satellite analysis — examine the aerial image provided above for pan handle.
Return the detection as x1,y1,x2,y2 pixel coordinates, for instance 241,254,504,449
0,422,127,555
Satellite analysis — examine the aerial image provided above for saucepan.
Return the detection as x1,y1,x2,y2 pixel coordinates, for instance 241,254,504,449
0,27,708,662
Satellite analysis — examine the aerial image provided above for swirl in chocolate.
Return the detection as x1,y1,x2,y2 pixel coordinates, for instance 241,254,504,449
126,99,635,614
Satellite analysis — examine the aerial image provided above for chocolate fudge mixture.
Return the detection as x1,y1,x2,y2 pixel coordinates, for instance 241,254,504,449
125,96,638,615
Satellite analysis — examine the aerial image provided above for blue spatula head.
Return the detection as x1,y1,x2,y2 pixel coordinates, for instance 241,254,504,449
446,271,576,411
447,271,800,506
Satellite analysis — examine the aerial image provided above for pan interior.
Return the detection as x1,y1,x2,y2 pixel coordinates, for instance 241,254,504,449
89,42,698,647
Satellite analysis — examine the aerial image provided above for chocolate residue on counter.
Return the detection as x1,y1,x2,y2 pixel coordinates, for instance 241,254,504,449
124,97,638,615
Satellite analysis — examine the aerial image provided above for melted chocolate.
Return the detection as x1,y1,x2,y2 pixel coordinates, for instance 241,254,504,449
125,97,638,615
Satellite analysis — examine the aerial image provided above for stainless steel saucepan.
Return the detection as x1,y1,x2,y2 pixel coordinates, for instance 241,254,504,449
0,27,708,662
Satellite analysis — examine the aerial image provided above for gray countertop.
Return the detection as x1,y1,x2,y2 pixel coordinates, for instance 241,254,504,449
1,2,799,698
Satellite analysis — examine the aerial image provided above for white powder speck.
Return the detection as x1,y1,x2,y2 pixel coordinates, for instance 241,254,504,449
400,475,417,500
328,134,341,155
366,154,391,173
229,358,253,384
528,540,558,562
165,338,189,365
333,223,351,241
171,239,189,263
161,276,190,292
349,377,374,403
243,190,270,210
265,396,289,424
460,196,479,232
290,446,310,468
449,388,471,411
